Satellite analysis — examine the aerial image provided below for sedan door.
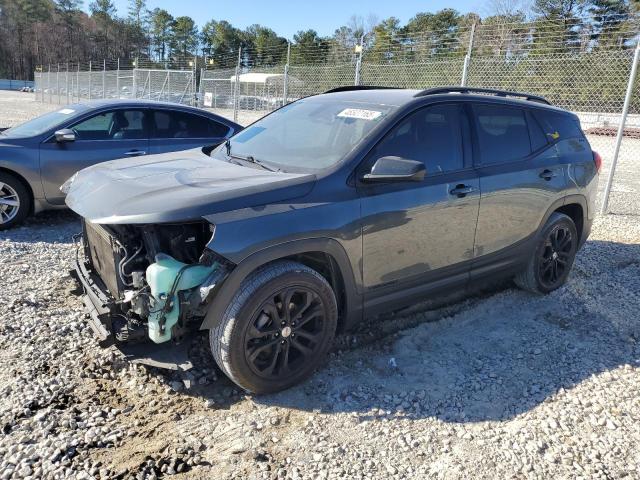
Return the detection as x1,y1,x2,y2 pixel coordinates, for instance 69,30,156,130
358,103,480,313
39,108,149,204
149,109,232,154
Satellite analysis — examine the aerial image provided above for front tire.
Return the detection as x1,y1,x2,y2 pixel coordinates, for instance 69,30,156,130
515,212,578,294
210,261,338,394
0,172,31,230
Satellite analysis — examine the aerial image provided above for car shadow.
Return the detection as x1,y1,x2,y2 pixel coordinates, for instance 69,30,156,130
177,239,640,424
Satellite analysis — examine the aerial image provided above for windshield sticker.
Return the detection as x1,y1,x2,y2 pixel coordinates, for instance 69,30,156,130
337,108,383,121
58,108,75,115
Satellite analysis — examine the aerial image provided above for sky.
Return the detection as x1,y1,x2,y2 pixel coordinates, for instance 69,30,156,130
102,0,485,39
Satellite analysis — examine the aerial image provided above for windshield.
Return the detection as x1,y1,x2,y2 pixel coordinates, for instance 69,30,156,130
212,98,395,171
3,107,83,138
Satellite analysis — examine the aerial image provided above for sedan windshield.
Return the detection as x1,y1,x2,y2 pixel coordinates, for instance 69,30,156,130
213,98,396,171
3,107,84,138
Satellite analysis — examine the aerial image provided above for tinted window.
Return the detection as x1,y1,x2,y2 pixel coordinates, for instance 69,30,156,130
370,104,464,174
532,110,583,142
528,111,548,151
153,110,229,138
71,110,146,140
473,104,531,164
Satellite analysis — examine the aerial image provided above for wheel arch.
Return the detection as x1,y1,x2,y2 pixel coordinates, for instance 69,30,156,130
539,195,587,244
200,238,362,333
0,167,35,214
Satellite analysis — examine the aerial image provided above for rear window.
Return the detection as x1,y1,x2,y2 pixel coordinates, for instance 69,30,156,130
532,110,583,142
473,104,531,164
153,110,230,139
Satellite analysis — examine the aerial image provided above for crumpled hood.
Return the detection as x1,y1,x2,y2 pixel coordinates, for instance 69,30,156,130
65,148,316,224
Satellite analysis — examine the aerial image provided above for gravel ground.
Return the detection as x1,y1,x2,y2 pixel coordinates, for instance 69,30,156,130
1,93,640,479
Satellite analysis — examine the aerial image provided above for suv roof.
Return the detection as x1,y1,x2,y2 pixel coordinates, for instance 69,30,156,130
321,85,564,112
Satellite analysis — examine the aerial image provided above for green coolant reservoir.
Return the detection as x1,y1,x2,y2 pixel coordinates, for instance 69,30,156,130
146,254,218,344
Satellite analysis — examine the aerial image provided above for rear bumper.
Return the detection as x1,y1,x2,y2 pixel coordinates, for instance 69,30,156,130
71,255,193,370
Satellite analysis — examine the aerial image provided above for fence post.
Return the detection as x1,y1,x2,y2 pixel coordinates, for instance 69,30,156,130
88,61,92,100
133,58,138,99
600,39,640,215
354,35,364,86
193,55,197,106
116,59,120,99
66,62,70,104
56,64,60,104
461,22,476,87
283,42,290,107
48,64,52,103
233,46,242,123
76,63,80,102
102,59,106,99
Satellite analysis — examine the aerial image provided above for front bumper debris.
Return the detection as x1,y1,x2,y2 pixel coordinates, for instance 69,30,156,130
70,256,193,371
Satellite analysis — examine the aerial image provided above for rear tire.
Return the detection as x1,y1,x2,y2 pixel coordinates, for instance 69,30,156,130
515,212,578,294
0,172,31,230
210,260,337,394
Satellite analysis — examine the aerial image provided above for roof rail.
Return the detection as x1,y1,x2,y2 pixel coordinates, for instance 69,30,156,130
324,86,399,94
415,86,551,105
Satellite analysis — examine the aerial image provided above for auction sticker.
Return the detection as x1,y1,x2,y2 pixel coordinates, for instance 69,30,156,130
337,108,382,121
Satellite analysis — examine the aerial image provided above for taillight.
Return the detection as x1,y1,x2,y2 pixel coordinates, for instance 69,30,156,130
593,151,602,173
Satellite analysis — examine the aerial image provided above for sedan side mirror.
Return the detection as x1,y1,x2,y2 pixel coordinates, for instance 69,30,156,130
54,129,75,143
362,156,426,183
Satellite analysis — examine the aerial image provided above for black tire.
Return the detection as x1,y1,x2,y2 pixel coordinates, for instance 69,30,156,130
210,260,338,394
515,212,578,294
0,172,31,230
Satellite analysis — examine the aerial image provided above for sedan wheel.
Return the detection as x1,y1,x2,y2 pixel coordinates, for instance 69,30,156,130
0,182,20,224
0,173,31,230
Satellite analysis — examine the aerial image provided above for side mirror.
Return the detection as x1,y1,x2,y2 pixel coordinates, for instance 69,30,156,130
54,129,75,143
362,156,426,183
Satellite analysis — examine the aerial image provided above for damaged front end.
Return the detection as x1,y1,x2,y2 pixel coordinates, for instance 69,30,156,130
71,219,231,370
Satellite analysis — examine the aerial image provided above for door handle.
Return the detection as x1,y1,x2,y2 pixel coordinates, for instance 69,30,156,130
450,184,475,197
539,169,557,181
123,150,146,156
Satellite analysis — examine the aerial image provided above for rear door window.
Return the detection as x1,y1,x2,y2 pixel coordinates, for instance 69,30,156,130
532,110,583,142
152,110,229,139
472,104,531,164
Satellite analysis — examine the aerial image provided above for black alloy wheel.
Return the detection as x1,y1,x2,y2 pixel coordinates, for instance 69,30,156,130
244,287,327,380
538,224,574,290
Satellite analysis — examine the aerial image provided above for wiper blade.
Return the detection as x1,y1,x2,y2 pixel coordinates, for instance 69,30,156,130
225,139,277,172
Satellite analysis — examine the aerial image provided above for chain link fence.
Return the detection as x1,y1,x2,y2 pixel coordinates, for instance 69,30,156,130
34,62,197,106
33,15,640,215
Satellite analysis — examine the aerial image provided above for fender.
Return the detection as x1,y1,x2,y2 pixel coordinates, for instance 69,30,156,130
199,237,363,332
540,194,589,246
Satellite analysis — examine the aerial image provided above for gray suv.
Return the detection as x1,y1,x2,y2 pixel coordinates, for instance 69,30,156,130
67,87,600,393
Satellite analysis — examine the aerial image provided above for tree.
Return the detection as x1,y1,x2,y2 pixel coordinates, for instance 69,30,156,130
149,8,174,62
201,20,243,67
170,15,198,60
589,0,630,47
291,29,329,64
55,0,82,58
128,0,146,26
531,0,588,53
243,24,288,66
402,9,464,58
368,17,402,63
89,0,116,57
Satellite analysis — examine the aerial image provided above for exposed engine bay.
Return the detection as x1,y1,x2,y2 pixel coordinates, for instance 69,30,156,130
79,220,231,348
